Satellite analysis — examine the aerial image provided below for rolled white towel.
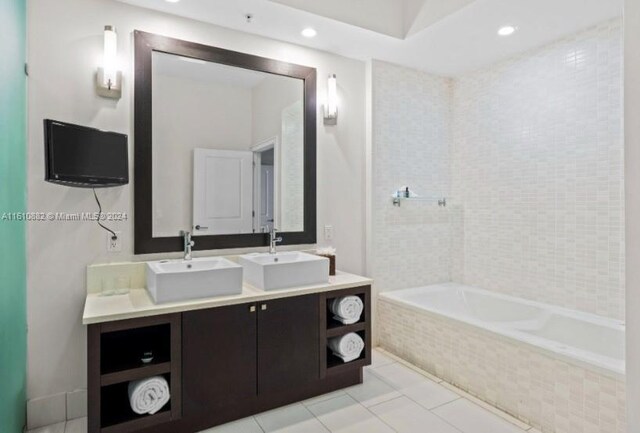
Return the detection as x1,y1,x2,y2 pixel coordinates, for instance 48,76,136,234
128,376,170,415
330,296,364,325
328,332,365,363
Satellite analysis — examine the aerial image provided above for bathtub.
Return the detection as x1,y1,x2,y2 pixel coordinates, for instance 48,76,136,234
378,283,626,433
379,283,624,378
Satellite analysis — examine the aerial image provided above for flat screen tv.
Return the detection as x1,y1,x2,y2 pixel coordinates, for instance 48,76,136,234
44,119,129,188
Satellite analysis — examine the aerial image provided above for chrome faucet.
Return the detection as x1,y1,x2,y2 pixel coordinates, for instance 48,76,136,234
269,228,283,254
180,231,195,260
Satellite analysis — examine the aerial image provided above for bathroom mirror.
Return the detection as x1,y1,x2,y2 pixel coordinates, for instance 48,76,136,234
134,31,317,254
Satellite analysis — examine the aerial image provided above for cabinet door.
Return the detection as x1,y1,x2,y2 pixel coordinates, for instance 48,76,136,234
257,294,319,394
182,303,257,417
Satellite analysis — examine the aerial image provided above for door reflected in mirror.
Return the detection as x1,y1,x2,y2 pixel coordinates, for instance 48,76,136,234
151,51,305,237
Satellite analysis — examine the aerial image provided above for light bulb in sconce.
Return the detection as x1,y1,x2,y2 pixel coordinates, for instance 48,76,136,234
103,25,117,86
324,74,338,125
96,25,122,99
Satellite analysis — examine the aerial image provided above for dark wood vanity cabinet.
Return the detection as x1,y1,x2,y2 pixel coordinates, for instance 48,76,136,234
256,295,320,394
182,294,319,424
88,286,371,433
182,302,257,418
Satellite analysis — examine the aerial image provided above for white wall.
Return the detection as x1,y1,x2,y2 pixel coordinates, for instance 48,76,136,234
152,73,253,237
27,0,366,404
251,75,303,145
252,75,305,232
624,0,640,430
453,20,625,319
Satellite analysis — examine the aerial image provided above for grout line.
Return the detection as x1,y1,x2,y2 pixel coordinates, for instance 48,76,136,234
368,353,463,412
364,394,405,410
299,404,331,433
373,348,444,383
308,403,334,433
436,382,532,430
421,395,462,411
344,387,401,409
253,412,268,432
308,394,399,433
370,347,397,369
375,348,533,431
359,399,400,433
252,415,266,433
303,391,347,409
312,415,334,433
362,365,465,433
365,394,464,433
428,405,474,433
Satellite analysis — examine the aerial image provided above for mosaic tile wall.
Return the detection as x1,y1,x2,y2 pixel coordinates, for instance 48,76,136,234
371,19,625,433
371,60,456,292
371,20,624,319
451,20,625,319
378,299,626,433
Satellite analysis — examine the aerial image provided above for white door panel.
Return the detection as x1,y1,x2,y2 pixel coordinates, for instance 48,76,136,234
193,148,253,234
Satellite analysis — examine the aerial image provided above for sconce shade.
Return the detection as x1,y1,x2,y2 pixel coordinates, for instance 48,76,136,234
103,25,118,87
96,25,122,99
324,74,338,125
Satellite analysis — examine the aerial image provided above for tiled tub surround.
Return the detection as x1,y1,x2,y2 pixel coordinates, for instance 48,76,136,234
371,19,625,320
370,60,456,293
451,19,625,319
371,22,625,432
378,285,626,433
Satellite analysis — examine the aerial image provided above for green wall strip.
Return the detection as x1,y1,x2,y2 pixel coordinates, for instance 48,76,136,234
0,0,27,432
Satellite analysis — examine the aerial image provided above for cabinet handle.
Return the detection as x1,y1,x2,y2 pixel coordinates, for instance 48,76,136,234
249,305,256,313
261,304,267,311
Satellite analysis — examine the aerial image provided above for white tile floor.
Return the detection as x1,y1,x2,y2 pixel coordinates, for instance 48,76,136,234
28,349,538,433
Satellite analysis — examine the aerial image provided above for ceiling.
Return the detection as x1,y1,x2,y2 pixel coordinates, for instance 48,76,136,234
117,0,623,76
268,0,476,39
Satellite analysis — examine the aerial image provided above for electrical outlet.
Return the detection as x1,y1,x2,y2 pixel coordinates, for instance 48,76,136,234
107,231,122,252
324,225,334,241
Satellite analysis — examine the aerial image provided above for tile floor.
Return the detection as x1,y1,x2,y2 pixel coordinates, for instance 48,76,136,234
28,349,542,433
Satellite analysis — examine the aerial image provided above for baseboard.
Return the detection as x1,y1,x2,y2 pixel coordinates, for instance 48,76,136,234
26,389,87,430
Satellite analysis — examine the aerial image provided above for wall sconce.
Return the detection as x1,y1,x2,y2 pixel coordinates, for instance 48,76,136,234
96,25,122,99
323,74,338,125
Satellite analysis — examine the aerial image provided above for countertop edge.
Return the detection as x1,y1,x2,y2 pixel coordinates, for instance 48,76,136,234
83,273,373,325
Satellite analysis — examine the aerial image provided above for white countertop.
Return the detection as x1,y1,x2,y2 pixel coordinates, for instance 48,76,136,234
82,271,372,325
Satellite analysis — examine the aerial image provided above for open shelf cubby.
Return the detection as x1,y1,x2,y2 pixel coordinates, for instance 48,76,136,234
326,329,368,370
319,285,371,378
100,323,171,375
88,314,182,433
326,292,367,331
100,374,172,430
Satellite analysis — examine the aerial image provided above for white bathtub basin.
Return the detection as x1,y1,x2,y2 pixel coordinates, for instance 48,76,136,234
380,283,625,378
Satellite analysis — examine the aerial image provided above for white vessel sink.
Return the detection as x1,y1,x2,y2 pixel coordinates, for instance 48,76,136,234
238,251,329,291
146,257,243,303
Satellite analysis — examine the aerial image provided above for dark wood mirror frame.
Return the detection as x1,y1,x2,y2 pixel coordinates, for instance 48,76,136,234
134,31,317,254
